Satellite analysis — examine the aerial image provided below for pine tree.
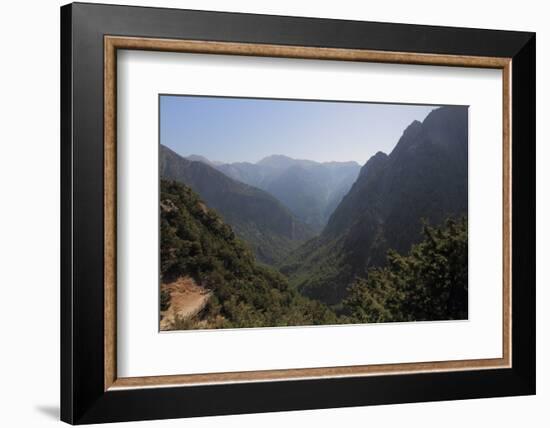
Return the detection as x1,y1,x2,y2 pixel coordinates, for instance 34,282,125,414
344,217,468,322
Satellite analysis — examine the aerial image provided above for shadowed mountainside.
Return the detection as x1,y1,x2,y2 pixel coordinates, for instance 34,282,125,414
281,106,469,305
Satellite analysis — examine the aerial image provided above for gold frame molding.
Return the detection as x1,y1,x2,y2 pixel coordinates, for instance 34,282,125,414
104,35,512,391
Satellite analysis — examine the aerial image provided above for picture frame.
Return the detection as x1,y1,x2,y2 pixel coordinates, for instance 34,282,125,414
61,2,535,424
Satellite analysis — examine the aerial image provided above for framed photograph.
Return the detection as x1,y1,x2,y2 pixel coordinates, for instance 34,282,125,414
61,2,535,424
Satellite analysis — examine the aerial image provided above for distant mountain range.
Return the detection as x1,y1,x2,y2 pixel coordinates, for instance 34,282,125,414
190,154,360,232
160,145,314,265
281,106,468,305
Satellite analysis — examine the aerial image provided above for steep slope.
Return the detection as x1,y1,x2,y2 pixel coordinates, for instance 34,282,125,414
160,145,313,265
282,106,468,305
217,155,360,231
160,180,338,330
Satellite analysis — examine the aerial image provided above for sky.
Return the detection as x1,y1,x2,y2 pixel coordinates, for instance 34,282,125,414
160,95,438,165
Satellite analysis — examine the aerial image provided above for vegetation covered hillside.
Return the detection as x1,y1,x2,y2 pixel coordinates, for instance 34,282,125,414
160,180,338,330
344,217,468,322
160,145,314,265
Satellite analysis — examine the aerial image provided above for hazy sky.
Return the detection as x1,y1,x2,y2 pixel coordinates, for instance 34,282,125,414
160,95,437,165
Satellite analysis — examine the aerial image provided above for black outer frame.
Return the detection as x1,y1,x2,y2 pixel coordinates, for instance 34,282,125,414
60,2,535,424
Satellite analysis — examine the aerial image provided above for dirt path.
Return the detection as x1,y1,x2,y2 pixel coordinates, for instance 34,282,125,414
160,277,212,331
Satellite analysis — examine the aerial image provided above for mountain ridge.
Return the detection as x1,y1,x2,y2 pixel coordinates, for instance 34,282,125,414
281,105,469,305
160,145,314,265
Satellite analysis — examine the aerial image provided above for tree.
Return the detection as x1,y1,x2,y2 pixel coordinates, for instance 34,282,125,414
160,179,339,330
344,217,468,322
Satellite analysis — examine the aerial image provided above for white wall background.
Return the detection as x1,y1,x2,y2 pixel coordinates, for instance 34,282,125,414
0,0,546,426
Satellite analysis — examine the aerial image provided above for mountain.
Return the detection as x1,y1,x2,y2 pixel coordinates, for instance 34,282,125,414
160,145,314,265
257,154,317,170
281,106,468,305
185,154,223,167
214,161,267,187
160,180,338,329
217,155,360,232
